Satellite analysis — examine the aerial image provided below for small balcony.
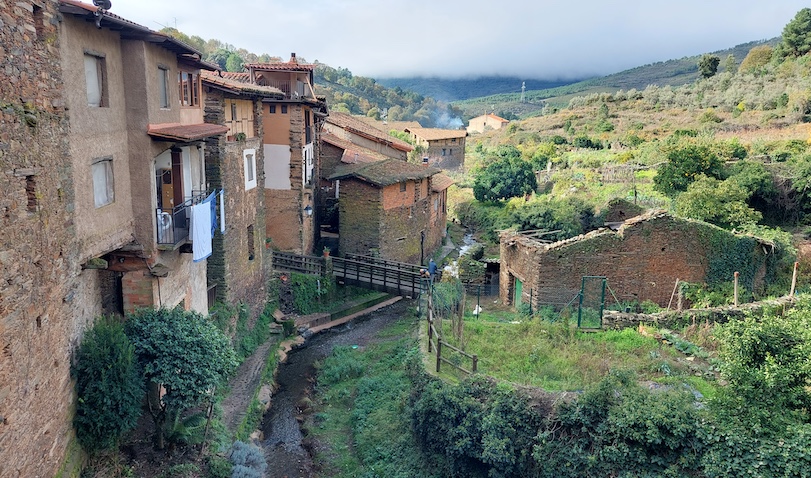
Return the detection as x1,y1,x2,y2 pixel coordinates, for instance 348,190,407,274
262,79,311,100
156,191,207,248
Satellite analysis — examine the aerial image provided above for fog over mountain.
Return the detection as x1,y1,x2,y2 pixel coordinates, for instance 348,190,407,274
113,0,806,80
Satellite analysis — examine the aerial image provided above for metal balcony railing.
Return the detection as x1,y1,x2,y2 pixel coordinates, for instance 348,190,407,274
156,191,207,246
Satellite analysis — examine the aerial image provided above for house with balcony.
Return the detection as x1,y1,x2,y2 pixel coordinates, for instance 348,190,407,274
406,127,467,169
244,55,328,254
59,0,228,317
200,71,284,318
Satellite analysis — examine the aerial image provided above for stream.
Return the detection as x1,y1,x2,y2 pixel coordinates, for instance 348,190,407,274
260,299,410,478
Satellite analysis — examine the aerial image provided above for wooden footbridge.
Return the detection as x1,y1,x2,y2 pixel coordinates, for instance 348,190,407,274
271,251,429,297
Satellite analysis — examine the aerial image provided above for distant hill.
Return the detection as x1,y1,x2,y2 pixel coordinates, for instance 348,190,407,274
375,77,581,102
451,38,781,119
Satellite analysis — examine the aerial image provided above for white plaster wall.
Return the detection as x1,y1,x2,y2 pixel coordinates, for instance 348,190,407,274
264,144,291,190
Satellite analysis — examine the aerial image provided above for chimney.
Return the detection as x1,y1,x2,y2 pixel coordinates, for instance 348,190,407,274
290,52,297,63
422,156,429,167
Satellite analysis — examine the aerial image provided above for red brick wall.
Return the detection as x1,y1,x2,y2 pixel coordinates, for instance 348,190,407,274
500,214,769,309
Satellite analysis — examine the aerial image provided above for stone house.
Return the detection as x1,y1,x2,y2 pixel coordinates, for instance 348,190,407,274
328,159,452,264
323,112,413,161
2,1,229,476
467,113,509,134
244,55,328,254
201,72,284,318
499,212,775,311
406,127,467,169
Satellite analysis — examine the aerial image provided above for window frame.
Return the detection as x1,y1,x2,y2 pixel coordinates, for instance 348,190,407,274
243,148,257,190
83,51,108,107
177,70,200,107
92,156,115,208
158,66,170,109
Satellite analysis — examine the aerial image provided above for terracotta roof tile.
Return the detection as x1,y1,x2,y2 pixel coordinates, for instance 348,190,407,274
326,113,413,152
406,127,468,141
201,71,283,97
329,158,440,186
431,173,454,192
147,123,228,142
244,62,315,72
322,134,390,163
220,71,250,82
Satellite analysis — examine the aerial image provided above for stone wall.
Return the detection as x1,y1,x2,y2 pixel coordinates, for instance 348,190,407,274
204,89,271,320
0,1,83,476
500,213,771,310
338,179,381,257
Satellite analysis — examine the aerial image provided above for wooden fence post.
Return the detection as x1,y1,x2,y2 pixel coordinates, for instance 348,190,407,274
436,340,442,373
472,354,478,373
428,319,433,353
791,261,799,299
734,271,739,306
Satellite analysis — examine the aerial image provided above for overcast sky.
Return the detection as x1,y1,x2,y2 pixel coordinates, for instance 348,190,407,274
109,0,807,80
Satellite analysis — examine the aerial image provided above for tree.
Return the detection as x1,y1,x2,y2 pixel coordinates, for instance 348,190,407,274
674,175,762,228
225,52,244,72
722,54,736,73
472,156,537,202
653,144,722,196
778,8,811,58
126,308,237,449
738,45,773,72
697,54,720,78
73,316,142,452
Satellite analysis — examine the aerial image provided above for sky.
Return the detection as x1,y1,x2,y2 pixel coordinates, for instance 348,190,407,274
108,0,808,80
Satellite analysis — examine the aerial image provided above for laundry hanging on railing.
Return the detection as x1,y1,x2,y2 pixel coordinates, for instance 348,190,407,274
219,189,225,234
191,199,212,262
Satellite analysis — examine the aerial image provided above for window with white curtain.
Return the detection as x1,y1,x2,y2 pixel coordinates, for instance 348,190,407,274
84,53,107,107
92,157,114,207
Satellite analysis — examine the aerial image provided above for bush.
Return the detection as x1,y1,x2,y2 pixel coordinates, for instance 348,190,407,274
229,441,267,478
73,316,143,452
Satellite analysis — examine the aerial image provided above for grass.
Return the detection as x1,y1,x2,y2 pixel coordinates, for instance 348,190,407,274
430,305,717,394
304,316,443,478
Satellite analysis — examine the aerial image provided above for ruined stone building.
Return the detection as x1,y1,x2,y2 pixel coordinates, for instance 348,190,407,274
406,127,467,169
244,56,328,254
328,159,452,264
499,212,777,311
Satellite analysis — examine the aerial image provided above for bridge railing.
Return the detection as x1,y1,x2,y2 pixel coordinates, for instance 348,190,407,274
332,256,425,298
272,251,324,275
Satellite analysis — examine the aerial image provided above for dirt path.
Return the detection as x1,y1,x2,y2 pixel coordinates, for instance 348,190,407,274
221,338,276,433
260,298,413,478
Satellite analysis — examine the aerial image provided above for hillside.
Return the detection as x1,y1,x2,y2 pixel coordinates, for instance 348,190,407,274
452,38,781,119
376,77,579,102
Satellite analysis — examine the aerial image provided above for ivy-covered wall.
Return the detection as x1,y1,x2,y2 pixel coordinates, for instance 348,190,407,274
500,212,787,309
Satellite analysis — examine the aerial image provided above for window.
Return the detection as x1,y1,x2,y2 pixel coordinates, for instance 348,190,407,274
178,70,199,106
400,181,406,192
92,157,114,207
230,102,237,121
281,105,288,114
452,138,457,143
442,148,446,156
84,53,107,107
243,149,257,190
303,145,314,187
158,67,170,108
450,148,453,156
247,225,255,261
269,105,276,114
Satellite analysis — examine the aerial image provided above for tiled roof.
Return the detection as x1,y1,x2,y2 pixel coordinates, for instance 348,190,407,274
326,113,413,152
431,173,454,192
329,158,440,187
59,1,219,71
201,71,283,97
482,113,510,123
220,71,250,82
147,123,228,142
244,62,315,72
406,127,468,141
322,134,390,163
357,117,422,132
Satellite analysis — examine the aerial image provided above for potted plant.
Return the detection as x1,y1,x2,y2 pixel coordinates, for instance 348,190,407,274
322,246,331,257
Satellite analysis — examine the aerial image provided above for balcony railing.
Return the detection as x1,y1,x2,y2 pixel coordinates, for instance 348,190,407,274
156,191,207,247
262,79,312,100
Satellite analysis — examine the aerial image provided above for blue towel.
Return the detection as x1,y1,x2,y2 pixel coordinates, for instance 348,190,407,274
203,191,217,238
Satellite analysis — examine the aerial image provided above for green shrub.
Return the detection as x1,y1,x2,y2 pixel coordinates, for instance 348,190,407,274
73,316,143,452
